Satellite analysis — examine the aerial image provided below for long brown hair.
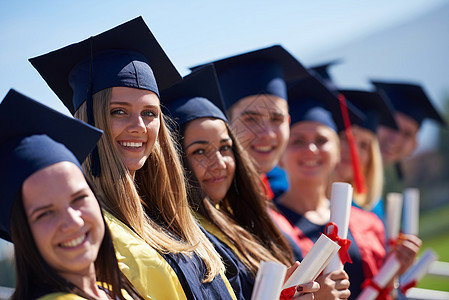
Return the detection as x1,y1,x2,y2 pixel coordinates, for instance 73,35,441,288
180,119,294,276
10,179,143,300
75,88,223,282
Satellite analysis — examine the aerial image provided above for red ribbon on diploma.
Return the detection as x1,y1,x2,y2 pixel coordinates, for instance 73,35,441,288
325,222,353,265
362,278,393,300
399,279,417,295
279,286,296,300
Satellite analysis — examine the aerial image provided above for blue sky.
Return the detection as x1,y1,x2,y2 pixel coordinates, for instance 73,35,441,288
0,0,446,115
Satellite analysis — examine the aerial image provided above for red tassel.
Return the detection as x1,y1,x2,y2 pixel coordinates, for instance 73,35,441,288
337,94,366,195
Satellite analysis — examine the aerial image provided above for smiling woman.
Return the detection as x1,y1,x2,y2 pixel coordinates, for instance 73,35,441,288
22,162,105,279
183,118,236,203
30,17,235,299
0,89,142,300
160,65,320,300
108,87,161,177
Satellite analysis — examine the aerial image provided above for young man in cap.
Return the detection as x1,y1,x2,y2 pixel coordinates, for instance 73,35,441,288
371,81,447,167
193,45,310,198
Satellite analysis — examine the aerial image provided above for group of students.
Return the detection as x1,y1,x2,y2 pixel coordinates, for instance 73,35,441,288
1,16,446,300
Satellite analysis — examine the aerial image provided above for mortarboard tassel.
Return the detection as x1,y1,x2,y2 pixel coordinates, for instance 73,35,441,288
338,94,366,194
86,37,101,177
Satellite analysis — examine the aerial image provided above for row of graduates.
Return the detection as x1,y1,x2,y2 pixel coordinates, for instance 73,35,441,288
1,16,445,299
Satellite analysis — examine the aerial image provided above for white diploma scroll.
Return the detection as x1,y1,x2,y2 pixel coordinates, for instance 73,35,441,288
282,234,340,297
356,254,401,300
324,182,353,273
251,261,287,300
402,188,420,236
399,249,438,295
386,193,403,243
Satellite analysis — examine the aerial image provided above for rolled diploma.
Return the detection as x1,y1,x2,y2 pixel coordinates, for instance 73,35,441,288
282,234,340,297
399,249,438,293
251,261,287,300
324,182,353,273
386,193,403,243
356,253,401,300
402,188,420,235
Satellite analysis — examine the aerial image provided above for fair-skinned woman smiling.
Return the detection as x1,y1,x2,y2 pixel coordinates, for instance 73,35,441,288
23,162,105,284
163,66,319,299
31,18,234,299
270,77,388,299
0,90,141,300
332,90,422,277
333,91,392,218
108,87,160,177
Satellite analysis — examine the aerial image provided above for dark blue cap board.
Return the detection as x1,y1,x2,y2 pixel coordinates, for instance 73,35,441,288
0,89,103,242
371,80,447,127
338,89,398,133
309,59,342,91
190,45,311,110
287,75,364,132
29,16,182,114
161,64,228,128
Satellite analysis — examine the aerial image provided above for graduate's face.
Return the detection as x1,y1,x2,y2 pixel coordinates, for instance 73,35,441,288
109,87,160,177
228,94,290,174
336,126,373,181
184,118,235,204
281,121,340,184
22,162,104,279
377,112,419,165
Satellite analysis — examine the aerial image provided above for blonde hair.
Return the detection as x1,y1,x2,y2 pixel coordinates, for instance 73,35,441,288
333,128,383,210
75,88,223,282
353,135,384,210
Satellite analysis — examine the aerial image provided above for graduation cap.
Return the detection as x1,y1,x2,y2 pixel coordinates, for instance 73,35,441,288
371,80,447,127
338,89,398,133
0,89,103,242
287,75,364,132
29,16,182,114
190,45,311,111
309,59,342,91
161,64,227,130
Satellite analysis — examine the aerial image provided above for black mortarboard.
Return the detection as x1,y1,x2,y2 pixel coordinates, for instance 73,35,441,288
0,89,103,242
161,64,227,129
190,45,311,110
29,16,181,114
338,89,398,133
371,80,447,127
309,59,342,91
287,75,364,132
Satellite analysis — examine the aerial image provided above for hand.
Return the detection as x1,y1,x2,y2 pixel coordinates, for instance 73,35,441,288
282,262,320,300
292,281,320,299
284,261,300,285
395,234,422,275
313,270,351,300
